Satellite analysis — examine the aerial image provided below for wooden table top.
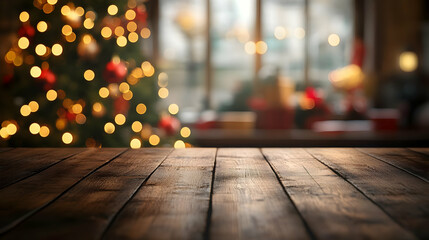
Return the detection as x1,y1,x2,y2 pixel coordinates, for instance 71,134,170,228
0,148,428,240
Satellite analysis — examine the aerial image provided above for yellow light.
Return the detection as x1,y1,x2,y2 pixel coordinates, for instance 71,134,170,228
158,72,168,87
13,55,23,67
295,28,305,39
244,41,256,55
123,90,133,100
62,25,73,36
158,87,169,99
35,44,47,56
61,5,71,16
75,114,86,124
37,21,48,32
99,87,109,98
119,82,130,93
43,4,54,14
114,114,126,125
83,18,94,29
75,7,85,17
6,123,17,135
328,34,340,47
52,44,63,56
256,41,268,54
65,32,76,42
136,103,147,114
149,134,160,146
30,66,42,78
93,102,103,112
82,34,92,44
18,37,30,49
180,127,191,138
39,126,50,137
125,9,136,20
0,127,9,139
107,5,118,15
72,104,83,114
117,36,127,47
168,104,179,115
101,27,112,39
29,123,41,134
19,11,30,22
5,51,16,63
85,11,96,20
104,122,115,134
399,51,418,72
131,121,142,132
83,69,95,81
127,21,138,32
47,0,57,5
46,89,57,101
130,138,141,149
29,101,39,112
174,140,186,149
114,26,125,37
62,132,73,144
140,28,151,39
274,26,287,40
56,118,67,130
128,32,139,43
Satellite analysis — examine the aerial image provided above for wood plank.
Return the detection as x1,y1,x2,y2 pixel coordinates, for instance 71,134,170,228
210,148,310,240
358,148,429,182
307,148,429,240
0,148,85,189
408,148,429,157
1,148,171,240
0,148,125,234
262,148,416,240
103,148,216,240
0,148,13,153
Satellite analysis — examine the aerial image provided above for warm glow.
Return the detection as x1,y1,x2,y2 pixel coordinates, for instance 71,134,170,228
84,69,95,81
65,32,76,42
158,72,168,87
148,134,160,146
29,123,41,134
62,25,73,36
39,126,50,137
99,87,109,98
37,21,48,32
130,138,141,149
75,7,84,16
101,27,112,39
47,0,57,5
136,103,147,114
56,118,67,130
18,37,30,49
125,9,136,20
43,4,54,14
46,89,57,101
83,18,94,29
131,121,143,132
72,104,83,114
127,21,138,32
35,44,47,56
29,101,39,112
123,90,133,100
62,132,73,144
82,34,92,44
93,102,103,112
117,36,127,47
256,41,268,54
114,26,125,36
328,34,341,47
244,41,256,55
180,127,191,138
274,26,287,40
19,11,30,22
119,82,130,93
6,123,17,135
52,44,63,56
174,140,186,149
104,122,115,134
107,5,118,15
295,27,305,39
114,114,126,125
140,28,151,39
61,5,71,16
168,104,179,115
399,51,418,72
30,66,42,78
5,51,16,63
76,114,86,124
20,105,31,116
128,32,139,43
158,88,169,99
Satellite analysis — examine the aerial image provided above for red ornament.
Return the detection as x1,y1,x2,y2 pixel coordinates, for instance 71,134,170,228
18,24,36,39
158,115,180,135
114,96,130,114
103,60,127,83
134,6,148,26
38,69,56,90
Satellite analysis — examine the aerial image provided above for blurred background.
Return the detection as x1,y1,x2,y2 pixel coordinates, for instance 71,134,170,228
1,0,428,147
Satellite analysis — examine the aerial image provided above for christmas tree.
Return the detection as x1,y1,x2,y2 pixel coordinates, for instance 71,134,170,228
1,0,191,148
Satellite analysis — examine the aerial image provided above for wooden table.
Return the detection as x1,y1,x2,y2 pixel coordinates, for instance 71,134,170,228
0,148,428,240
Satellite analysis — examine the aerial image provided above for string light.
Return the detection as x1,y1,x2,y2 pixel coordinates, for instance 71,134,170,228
18,37,30,49
114,114,126,125
274,26,287,40
29,123,41,134
140,28,151,39
46,89,57,101
61,5,71,16
72,104,83,114
6,123,17,136
174,140,186,149
125,9,136,20
168,104,179,115
99,87,109,98
37,21,48,32
180,127,191,138
119,82,130,93
84,69,95,81
128,32,139,43
104,122,115,134
116,36,127,47
35,44,47,56
114,26,125,37
328,34,340,47
244,41,256,55
130,138,141,149
83,18,94,29
52,44,63,56
107,5,118,15
131,121,142,132
19,11,30,22
75,7,85,17
65,32,76,42
75,114,86,124
20,105,31,116
62,132,73,144
149,134,160,146
158,88,169,99
122,90,133,100
47,0,57,5
127,22,137,32
39,126,50,137
255,41,268,54
29,101,39,112
136,103,147,114
101,27,112,39
30,66,42,78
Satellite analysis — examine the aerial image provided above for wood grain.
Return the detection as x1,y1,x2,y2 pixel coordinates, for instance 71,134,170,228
0,148,85,189
262,148,416,240
408,148,429,157
103,148,217,240
358,148,429,182
210,148,310,240
0,148,125,235
307,148,429,239
1,148,171,240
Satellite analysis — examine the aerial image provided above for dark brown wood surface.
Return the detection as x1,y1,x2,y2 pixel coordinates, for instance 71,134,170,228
0,148,428,240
